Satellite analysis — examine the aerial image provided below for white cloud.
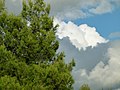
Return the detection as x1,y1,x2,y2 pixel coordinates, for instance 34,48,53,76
89,0,113,14
6,0,120,20
73,40,120,89
54,18,108,50
45,0,120,20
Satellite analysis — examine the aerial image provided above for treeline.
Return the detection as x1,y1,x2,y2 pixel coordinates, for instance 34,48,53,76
79,84,112,90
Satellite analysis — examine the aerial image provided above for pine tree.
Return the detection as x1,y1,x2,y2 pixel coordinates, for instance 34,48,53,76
0,0,75,89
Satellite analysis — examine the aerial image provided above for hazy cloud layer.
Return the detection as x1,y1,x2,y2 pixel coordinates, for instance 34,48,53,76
6,0,120,20
5,0,22,15
54,18,108,50
45,0,120,20
72,40,120,90
109,32,120,38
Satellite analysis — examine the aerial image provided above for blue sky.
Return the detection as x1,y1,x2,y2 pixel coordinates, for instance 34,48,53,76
73,8,120,39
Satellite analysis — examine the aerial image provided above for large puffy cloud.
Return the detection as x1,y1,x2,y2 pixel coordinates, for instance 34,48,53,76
54,18,108,50
45,0,120,20
72,40,120,90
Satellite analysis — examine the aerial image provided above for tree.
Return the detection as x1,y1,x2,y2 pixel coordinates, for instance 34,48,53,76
0,0,75,89
80,84,91,90
0,0,4,13
0,75,21,90
0,0,59,64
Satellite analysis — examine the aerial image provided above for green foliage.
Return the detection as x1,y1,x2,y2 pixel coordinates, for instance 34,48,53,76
0,75,21,90
0,0,58,64
80,84,91,90
0,0,4,13
0,0,75,90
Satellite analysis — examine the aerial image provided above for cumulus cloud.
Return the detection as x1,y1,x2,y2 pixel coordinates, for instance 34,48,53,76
45,0,120,20
54,18,108,50
73,40,120,90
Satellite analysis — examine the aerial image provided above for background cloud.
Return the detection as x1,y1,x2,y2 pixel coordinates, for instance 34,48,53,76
5,0,22,15
54,18,108,50
5,0,120,20
45,0,120,20
109,32,120,38
57,37,109,70
72,40,120,90
89,0,113,14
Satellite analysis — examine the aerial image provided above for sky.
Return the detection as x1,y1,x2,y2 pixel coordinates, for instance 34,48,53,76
5,0,120,90
74,9,120,39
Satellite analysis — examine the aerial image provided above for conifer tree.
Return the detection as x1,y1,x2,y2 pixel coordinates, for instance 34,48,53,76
0,0,75,89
